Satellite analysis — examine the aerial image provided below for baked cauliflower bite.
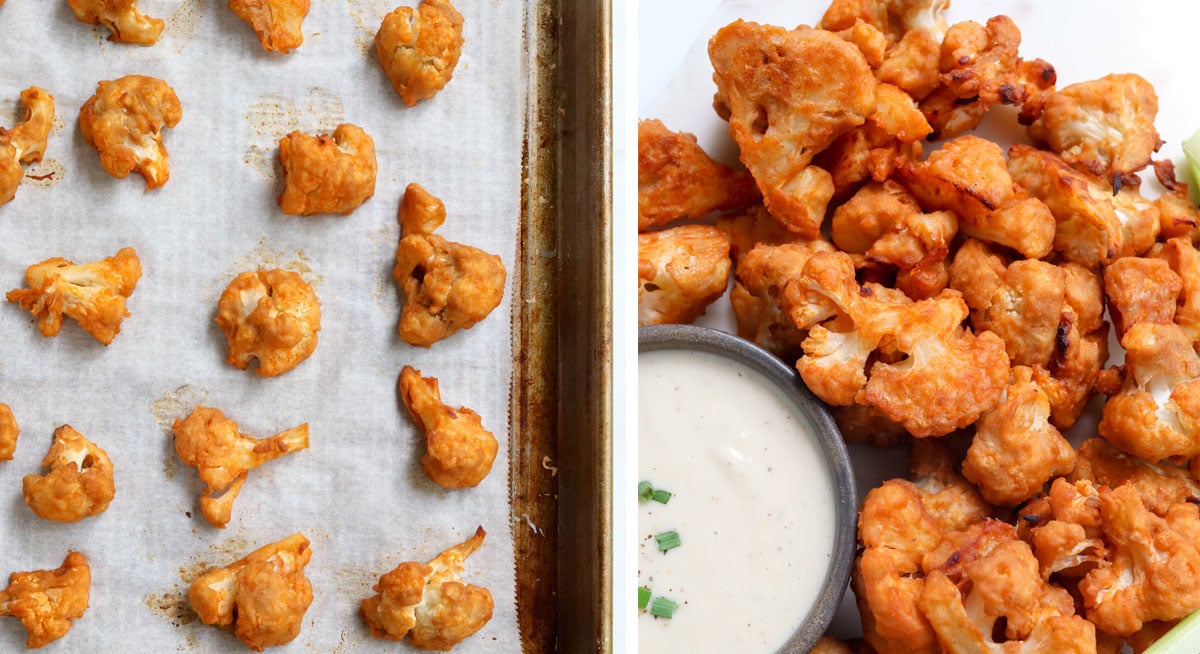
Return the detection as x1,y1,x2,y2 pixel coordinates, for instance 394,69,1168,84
361,527,493,649
22,425,114,523
730,240,834,360
1071,438,1200,517
0,87,54,206
399,367,498,489
0,551,91,649
79,75,181,189
1103,257,1182,338
716,203,803,263
189,533,313,651
215,269,321,377
6,246,141,345
1148,237,1200,349
228,0,309,53
637,118,760,230
709,20,876,238
637,225,730,326
393,183,506,345
0,403,17,461
277,123,376,216
67,0,163,45
172,405,309,528
375,0,464,107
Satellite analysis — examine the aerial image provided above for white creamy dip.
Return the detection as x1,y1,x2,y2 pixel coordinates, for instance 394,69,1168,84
639,348,837,653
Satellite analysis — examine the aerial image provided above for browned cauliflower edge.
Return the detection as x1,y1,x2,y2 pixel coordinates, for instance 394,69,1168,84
399,366,498,489
21,425,115,523
375,0,465,106
228,0,310,53
0,551,91,649
67,0,164,45
0,87,55,206
79,75,181,189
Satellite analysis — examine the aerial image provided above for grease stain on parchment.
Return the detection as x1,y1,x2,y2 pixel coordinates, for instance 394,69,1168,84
371,222,399,309
163,0,208,54
24,159,65,188
348,0,392,56
152,384,210,480
225,238,325,288
243,89,345,181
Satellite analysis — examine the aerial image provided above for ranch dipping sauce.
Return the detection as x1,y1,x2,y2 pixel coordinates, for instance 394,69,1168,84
639,347,838,653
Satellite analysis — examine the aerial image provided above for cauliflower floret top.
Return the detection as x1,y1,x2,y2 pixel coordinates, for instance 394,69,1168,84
375,0,465,106
1070,438,1200,517
22,425,115,523
360,527,494,649
215,269,321,377
228,0,310,53
0,551,91,649
0,403,18,462
6,246,142,345
0,87,56,206
399,366,498,489
79,75,181,189
277,123,377,216
67,0,164,45
393,183,507,346
731,239,834,359
638,225,731,326
189,533,313,652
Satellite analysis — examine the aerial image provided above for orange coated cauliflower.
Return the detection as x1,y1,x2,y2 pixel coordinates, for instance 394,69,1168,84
189,533,313,652
399,366,498,489
67,0,163,45
709,20,876,238
0,87,55,206
393,183,506,346
0,552,91,649
228,0,310,53
360,527,493,649
1070,438,1200,517
637,118,759,230
715,204,803,262
1148,237,1200,349
0,403,17,461
730,240,834,360
375,0,464,107
215,269,321,377
5,246,141,345
637,225,730,326
1103,257,1182,338
277,123,377,216
172,405,309,528
22,425,114,523
79,75,181,189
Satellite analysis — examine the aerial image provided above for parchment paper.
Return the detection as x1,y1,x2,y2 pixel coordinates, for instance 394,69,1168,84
0,1,526,651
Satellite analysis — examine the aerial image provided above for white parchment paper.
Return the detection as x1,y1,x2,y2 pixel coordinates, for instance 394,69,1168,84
0,1,526,651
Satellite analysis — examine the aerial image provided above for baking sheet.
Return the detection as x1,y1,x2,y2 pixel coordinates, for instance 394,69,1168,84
0,1,527,651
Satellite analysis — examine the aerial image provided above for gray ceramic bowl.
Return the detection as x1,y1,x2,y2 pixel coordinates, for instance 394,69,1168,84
639,324,857,653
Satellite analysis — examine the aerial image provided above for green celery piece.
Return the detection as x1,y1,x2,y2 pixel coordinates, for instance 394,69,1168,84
1182,129,1200,205
1145,608,1200,654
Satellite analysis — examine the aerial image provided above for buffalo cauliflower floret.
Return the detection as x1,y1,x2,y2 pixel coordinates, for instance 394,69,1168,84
715,204,803,262
189,533,313,652
67,0,163,45
228,0,309,53
1070,438,1200,518
637,225,730,326
5,246,141,345
0,87,55,206
399,367,498,489
1029,74,1161,191
375,0,464,106
277,123,377,216
172,405,309,528
0,552,91,649
1149,237,1200,349
393,183,506,345
963,367,1076,506
360,527,493,649
709,21,876,238
1104,257,1181,338
0,403,17,462
637,118,760,230
730,240,834,360
215,269,321,377
22,425,114,523
79,75,181,189
1019,478,1108,580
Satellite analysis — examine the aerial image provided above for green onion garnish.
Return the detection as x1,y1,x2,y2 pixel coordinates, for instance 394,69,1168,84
651,489,672,504
638,481,654,502
1184,129,1200,205
655,530,681,552
650,596,678,619
638,586,651,609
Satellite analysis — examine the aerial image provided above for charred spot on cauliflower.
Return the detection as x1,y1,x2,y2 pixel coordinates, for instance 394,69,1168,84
375,0,465,107
228,0,310,53
277,123,377,216
79,75,181,189
0,551,91,649
215,269,321,377
67,0,163,45
22,425,114,523
399,367,498,489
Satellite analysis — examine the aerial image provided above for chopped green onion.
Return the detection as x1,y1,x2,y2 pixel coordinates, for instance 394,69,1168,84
650,596,678,619
1183,129,1200,205
638,481,654,502
651,489,672,504
638,586,651,609
655,530,681,552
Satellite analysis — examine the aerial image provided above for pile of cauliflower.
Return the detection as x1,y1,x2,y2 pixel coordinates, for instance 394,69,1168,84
637,0,1200,650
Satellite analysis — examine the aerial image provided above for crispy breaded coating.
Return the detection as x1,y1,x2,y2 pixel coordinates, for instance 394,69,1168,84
0,87,54,206
637,118,759,230
877,28,941,100
1029,74,1161,190
228,0,309,53
715,204,802,262
1153,160,1200,242
709,21,876,238
172,405,309,528
79,75,180,189
67,0,163,44
5,247,141,346
1071,438,1200,517
399,366,498,489
189,533,313,651
393,183,506,345
277,123,377,216
1149,238,1200,349
376,0,464,106
1033,322,1109,429
22,425,114,523
730,240,834,360
638,224,730,326
361,527,493,649
0,403,16,461
215,269,321,377
1104,257,1181,337
0,552,90,649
